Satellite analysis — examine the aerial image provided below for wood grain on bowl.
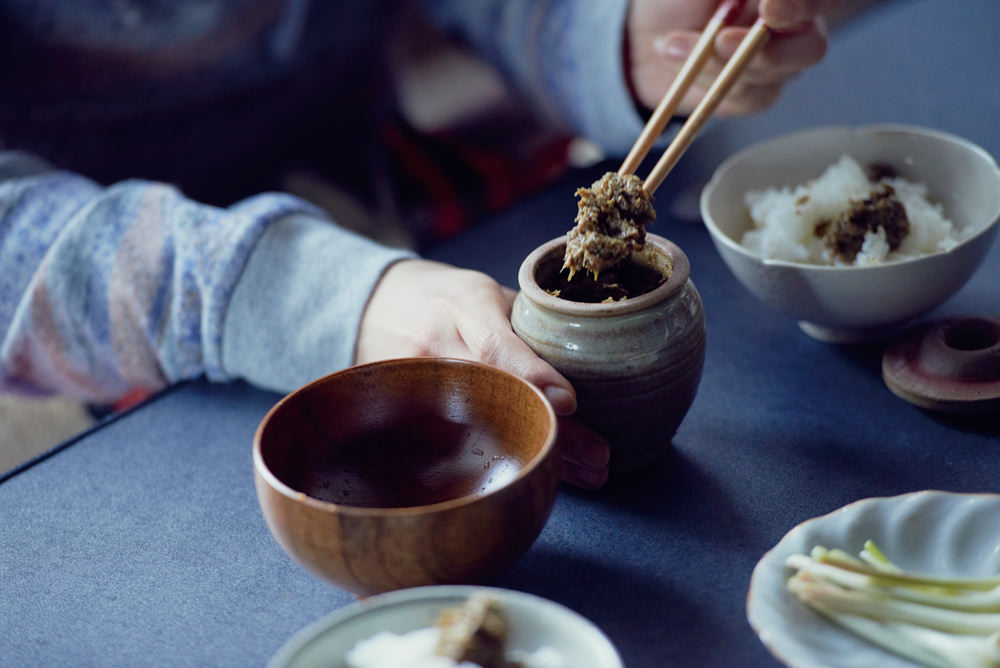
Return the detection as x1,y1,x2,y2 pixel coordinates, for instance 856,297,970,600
253,358,560,597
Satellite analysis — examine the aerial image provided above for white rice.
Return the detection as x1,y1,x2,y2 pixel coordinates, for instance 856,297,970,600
345,627,567,668
740,155,963,266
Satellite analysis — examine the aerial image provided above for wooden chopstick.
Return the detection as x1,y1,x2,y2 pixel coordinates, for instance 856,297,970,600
619,0,746,177
643,16,771,194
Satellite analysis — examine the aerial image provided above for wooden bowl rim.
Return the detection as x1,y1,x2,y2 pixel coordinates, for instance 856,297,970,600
253,357,559,517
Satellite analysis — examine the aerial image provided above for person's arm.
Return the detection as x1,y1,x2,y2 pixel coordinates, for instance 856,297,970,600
0,151,414,402
420,0,833,155
418,0,647,156
0,151,609,487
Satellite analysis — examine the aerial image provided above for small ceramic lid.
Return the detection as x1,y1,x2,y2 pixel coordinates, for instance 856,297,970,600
882,317,1000,414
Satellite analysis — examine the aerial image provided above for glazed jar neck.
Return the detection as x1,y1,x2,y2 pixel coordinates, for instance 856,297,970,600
517,234,691,316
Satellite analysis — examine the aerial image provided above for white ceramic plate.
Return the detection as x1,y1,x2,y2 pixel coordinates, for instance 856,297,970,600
747,490,1000,668
268,585,624,668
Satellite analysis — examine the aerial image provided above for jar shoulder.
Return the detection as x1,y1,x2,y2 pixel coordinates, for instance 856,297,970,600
511,280,705,369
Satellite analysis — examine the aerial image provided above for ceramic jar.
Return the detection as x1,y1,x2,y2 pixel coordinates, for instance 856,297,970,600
511,234,706,473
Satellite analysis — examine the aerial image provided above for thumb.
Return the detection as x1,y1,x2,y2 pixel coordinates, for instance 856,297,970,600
481,287,579,415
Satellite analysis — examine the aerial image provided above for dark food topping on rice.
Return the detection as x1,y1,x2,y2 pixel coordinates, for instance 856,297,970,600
815,184,910,263
435,595,517,668
868,162,899,182
563,171,656,279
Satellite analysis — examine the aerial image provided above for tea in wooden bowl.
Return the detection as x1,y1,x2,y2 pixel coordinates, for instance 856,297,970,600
253,358,560,597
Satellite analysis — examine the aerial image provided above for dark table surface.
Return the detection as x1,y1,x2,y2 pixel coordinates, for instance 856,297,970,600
3,1,998,666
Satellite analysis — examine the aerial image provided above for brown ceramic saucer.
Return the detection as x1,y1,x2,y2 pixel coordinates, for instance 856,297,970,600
882,317,1000,414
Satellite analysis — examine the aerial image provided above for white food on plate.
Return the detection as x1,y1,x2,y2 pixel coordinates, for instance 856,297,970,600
785,541,1000,667
747,491,1000,668
344,626,566,668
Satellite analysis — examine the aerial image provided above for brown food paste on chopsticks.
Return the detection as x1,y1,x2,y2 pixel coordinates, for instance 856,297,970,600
562,172,656,281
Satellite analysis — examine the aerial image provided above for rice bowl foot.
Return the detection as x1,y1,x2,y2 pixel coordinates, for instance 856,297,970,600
797,319,914,344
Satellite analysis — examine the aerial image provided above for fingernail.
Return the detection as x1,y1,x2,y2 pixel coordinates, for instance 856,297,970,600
543,387,576,415
579,437,610,469
764,1,805,29
654,35,692,60
715,30,743,59
567,465,609,490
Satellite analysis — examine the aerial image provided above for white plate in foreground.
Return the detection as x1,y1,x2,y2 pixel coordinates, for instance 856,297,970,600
747,490,1000,668
269,585,623,668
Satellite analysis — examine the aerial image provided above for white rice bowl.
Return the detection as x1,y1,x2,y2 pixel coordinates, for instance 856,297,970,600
740,155,963,266
699,125,1000,341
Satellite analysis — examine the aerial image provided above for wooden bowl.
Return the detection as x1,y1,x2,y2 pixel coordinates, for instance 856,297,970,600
253,358,560,597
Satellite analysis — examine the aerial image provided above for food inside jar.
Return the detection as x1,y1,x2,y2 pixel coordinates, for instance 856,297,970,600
543,252,667,303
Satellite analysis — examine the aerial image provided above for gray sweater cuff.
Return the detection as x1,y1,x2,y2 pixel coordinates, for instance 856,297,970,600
567,0,660,156
221,214,416,394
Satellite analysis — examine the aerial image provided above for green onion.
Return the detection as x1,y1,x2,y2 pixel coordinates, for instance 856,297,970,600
786,541,1000,667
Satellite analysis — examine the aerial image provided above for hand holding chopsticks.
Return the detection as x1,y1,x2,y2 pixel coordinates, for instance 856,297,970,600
620,0,772,195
